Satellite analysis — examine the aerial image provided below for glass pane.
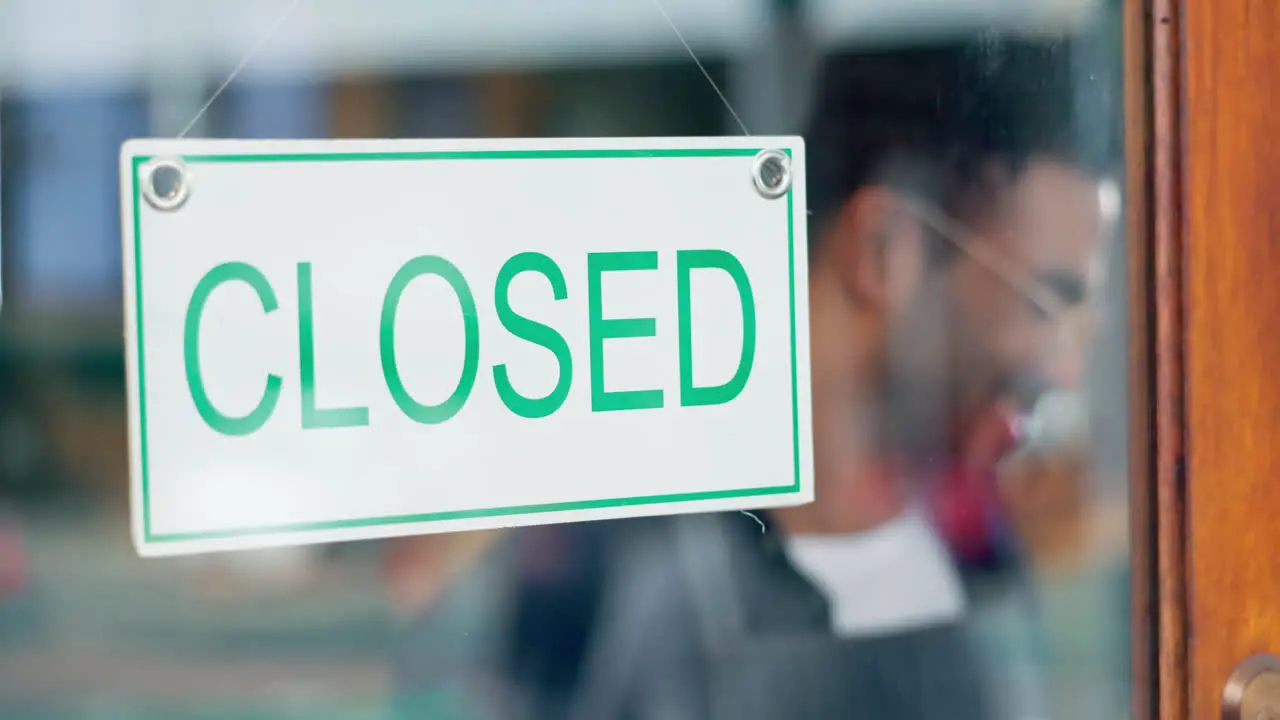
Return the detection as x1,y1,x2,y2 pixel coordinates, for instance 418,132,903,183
0,0,1130,717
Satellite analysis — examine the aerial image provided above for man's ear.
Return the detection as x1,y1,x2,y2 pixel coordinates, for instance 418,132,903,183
822,186,928,311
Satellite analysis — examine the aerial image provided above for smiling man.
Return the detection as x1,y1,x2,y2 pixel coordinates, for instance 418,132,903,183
564,33,1109,720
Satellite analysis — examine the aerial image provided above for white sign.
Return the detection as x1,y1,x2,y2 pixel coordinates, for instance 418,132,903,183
120,137,813,557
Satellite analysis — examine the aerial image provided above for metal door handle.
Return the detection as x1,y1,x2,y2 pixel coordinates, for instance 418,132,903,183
1224,654,1280,720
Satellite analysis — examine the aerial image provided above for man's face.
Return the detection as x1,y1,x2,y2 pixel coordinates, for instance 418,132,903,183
886,159,1105,459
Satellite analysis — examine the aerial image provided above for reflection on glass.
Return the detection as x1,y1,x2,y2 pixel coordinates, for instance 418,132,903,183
0,0,1128,718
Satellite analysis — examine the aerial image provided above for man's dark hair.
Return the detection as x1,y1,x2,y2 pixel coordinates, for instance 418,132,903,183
804,32,1110,254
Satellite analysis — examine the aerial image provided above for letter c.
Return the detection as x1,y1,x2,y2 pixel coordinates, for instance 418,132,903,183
184,262,283,436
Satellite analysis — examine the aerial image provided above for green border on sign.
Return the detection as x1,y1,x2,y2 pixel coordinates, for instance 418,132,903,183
131,148,802,543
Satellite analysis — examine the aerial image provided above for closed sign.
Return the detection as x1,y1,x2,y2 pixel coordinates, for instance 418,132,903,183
120,137,813,557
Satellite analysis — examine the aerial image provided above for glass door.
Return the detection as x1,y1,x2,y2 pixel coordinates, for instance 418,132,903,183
0,1,1180,717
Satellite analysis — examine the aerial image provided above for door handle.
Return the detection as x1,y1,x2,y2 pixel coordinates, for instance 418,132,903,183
1223,654,1280,719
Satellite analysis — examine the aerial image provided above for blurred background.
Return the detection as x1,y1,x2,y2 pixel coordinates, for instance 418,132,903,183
0,0,1128,717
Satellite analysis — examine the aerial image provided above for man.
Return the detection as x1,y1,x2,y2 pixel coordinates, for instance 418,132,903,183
564,34,1108,720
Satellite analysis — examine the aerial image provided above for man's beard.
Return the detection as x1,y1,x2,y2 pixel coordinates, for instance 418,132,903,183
882,374,956,465
885,370,1039,469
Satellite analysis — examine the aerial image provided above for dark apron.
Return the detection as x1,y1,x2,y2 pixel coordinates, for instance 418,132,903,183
676,515,998,720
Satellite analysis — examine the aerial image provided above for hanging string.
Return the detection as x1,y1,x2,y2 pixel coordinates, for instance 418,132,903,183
651,0,751,136
175,0,305,138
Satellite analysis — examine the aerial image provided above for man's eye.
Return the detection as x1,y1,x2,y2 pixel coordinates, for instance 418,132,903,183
1038,272,1089,309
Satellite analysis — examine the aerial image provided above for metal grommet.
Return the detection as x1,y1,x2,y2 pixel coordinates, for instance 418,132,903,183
751,149,791,199
141,157,191,211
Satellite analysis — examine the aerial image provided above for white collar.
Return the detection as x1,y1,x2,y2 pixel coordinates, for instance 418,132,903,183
781,508,967,638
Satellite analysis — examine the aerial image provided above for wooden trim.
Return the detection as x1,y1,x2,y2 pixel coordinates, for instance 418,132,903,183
1182,1,1280,717
1151,0,1188,717
1128,0,1187,717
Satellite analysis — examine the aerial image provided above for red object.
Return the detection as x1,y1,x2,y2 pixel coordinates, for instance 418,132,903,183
928,464,998,561
928,404,1021,561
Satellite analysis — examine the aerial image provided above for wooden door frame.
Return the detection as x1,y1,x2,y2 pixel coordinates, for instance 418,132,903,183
1131,0,1280,717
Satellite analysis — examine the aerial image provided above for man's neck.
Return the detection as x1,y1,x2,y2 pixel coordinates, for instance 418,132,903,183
774,396,909,535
